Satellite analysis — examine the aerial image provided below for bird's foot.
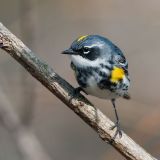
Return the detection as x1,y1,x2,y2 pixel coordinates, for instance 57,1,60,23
0,43,3,48
110,121,122,140
73,87,88,95
69,87,87,102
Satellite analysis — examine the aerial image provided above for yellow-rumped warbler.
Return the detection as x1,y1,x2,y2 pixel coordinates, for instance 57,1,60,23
62,35,130,138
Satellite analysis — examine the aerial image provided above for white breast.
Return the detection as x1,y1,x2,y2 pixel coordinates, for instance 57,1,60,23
69,55,119,99
83,75,118,99
84,85,118,99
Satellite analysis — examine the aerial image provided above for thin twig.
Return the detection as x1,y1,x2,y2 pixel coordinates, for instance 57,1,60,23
0,22,157,160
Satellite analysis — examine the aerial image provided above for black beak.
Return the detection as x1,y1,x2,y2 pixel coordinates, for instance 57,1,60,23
61,48,78,55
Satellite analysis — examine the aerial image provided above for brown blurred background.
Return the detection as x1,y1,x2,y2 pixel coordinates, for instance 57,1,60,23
0,0,160,159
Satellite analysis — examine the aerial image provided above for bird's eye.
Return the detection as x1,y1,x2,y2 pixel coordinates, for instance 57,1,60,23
83,47,90,54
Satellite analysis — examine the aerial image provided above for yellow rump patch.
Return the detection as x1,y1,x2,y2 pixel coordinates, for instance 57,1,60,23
77,35,88,42
110,67,125,83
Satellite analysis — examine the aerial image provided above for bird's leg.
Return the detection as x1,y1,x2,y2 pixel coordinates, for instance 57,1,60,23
69,87,88,102
73,87,88,95
0,43,3,48
110,99,122,139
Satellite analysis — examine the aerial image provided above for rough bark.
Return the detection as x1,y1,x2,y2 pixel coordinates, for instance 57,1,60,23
0,22,157,160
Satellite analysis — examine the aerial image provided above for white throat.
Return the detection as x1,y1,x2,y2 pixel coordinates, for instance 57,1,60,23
70,55,109,68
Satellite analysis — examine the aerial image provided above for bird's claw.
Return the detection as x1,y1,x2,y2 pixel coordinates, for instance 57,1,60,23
69,87,87,102
110,121,122,140
74,87,88,95
0,43,3,48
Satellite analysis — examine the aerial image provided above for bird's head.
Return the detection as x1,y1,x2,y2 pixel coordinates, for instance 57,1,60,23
62,35,128,71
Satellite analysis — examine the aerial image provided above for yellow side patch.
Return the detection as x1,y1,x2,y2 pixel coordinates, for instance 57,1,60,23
110,67,125,83
77,35,88,42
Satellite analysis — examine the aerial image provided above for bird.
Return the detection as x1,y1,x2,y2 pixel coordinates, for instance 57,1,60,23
62,35,130,139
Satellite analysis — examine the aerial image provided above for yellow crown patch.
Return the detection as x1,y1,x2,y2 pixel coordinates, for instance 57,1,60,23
77,35,88,42
110,67,125,83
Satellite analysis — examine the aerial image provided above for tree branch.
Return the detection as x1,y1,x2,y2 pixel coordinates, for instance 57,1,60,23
0,22,157,160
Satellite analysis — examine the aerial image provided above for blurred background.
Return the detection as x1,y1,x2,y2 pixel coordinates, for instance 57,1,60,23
0,0,160,159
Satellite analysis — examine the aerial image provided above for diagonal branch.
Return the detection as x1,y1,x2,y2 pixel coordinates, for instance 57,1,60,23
0,22,157,160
